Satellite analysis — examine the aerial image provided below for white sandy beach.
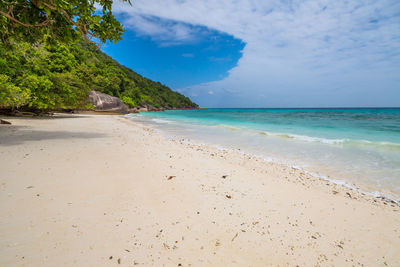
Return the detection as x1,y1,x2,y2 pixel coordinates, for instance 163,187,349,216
0,114,399,266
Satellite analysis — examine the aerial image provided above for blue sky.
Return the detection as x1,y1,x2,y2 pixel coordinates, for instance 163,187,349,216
105,0,400,108
102,26,244,88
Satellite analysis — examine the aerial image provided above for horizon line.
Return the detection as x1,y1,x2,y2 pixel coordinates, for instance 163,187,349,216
196,107,400,109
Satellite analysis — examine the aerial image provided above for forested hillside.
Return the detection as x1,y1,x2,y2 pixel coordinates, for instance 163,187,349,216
0,38,198,111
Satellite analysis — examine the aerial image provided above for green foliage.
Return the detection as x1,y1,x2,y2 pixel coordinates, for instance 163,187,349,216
0,0,130,44
0,38,92,110
0,74,30,108
120,96,136,108
0,0,196,111
0,38,198,111
78,41,198,109
17,74,54,109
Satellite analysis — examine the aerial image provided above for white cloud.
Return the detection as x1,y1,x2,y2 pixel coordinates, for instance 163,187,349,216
113,0,400,107
120,13,212,45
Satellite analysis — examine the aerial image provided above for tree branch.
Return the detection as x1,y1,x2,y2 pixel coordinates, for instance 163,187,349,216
0,10,52,27
41,2,95,40
2,1,100,43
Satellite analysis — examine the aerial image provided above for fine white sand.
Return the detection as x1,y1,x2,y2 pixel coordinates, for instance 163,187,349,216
0,114,399,266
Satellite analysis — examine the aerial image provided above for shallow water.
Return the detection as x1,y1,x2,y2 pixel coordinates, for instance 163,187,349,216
127,108,400,201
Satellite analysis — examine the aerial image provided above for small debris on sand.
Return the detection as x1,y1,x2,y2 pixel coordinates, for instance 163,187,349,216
167,176,176,180
226,195,232,199
232,232,239,241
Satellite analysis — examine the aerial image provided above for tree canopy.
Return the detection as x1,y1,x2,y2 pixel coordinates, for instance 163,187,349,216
0,1,198,112
0,0,130,43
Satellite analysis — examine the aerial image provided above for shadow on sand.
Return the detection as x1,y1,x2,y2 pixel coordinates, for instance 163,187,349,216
0,114,92,120
0,128,106,146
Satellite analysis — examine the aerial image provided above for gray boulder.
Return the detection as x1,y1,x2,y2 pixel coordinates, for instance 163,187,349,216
88,91,129,113
147,105,158,111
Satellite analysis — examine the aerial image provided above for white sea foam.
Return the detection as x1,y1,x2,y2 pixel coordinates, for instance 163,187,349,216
255,130,400,151
213,124,242,131
255,130,346,144
279,133,345,144
151,118,172,124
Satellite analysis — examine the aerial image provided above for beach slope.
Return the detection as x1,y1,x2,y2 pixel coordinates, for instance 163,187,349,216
0,114,399,266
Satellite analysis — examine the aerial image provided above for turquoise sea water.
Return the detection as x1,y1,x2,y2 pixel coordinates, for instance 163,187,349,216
128,108,400,201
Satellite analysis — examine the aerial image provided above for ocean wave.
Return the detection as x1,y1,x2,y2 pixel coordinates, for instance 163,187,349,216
212,124,242,131
131,114,400,151
210,123,400,151
345,140,400,152
151,118,172,124
277,133,345,144
256,131,346,144
256,131,400,151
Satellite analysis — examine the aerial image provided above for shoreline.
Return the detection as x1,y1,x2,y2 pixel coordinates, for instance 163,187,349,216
1,114,399,266
127,114,400,206
155,127,400,207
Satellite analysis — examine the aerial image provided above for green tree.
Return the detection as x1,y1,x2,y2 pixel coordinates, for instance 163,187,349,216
0,37,198,112
0,74,30,108
0,0,130,44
